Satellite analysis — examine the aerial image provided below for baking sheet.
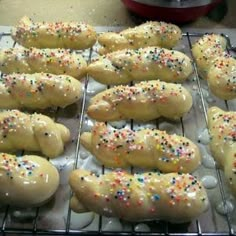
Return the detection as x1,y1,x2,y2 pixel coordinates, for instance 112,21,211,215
0,26,235,235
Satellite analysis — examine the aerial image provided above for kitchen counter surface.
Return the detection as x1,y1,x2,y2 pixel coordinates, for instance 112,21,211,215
0,0,235,28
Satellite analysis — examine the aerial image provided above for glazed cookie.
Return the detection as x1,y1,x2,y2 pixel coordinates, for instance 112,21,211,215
191,34,227,79
98,21,181,54
0,47,87,79
0,73,82,109
87,47,193,84
87,80,192,121
0,110,70,158
81,122,201,172
207,56,236,100
12,16,97,50
208,107,236,197
69,169,209,223
0,153,59,207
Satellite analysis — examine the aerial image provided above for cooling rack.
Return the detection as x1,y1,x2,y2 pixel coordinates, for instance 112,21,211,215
0,27,236,236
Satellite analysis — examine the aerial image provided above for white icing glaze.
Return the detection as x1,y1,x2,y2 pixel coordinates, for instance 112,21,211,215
198,128,210,145
79,148,90,160
12,209,36,220
108,120,127,129
69,211,95,229
202,153,216,169
216,200,234,215
158,122,177,134
83,115,94,132
134,223,151,232
87,79,107,95
102,217,123,231
201,175,218,189
50,157,74,185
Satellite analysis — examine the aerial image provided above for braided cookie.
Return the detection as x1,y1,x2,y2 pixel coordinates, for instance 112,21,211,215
0,110,70,158
0,153,59,207
81,122,201,172
69,169,209,223
12,16,97,50
87,47,193,84
0,47,87,79
87,80,192,121
191,34,227,79
208,107,236,197
207,56,236,100
98,21,181,54
0,73,82,109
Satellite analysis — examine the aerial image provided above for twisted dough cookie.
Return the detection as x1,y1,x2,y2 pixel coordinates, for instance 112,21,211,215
192,34,236,100
0,110,70,158
0,73,82,109
87,80,192,121
192,34,227,79
69,169,209,223
208,107,236,197
207,56,236,100
0,47,87,79
98,21,181,54
87,47,193,84
81,122,201,172
12,16,97,50
0,153,59,207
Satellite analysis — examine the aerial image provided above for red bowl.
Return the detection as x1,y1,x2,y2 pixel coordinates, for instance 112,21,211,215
122,0,223,23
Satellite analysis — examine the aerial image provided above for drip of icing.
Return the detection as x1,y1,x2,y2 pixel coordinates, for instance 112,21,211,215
108,120,127,129
83,116,94,132
87,79,107,95
134,223,151,232
202,154,216,169
69,211,95,229
216,200,234,215
103,218,123,231
198,144,215,169
12,209,36,220
201,175,218,189
50,157,74,185
80,148,90,160
198,128,210,145
158,122,177,134
134,122,156,130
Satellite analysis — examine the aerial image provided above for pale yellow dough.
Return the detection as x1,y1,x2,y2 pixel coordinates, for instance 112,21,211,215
81,122,201,172
192,34,227,79
87,80,192,121
69,169,209,223
87,47,193,84
208,107,236,197
0,73,82,109
12,16,97,50
0,47,87,79
0,153,59,207
0,110,70,158
98,21,182,54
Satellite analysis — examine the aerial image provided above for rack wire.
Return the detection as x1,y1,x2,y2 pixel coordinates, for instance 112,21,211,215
0,29,235,236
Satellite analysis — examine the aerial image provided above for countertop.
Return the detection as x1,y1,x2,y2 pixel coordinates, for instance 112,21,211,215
0,0,235,28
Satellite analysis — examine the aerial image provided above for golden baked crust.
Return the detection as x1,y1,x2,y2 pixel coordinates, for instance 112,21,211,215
12,16,97,50
0,110,70,158
0,47,87,79
208,107,236,197
81,122,201,172
87,80,192,121
69,169,209,223
0,73,82,109
0,153,59,207
87,47,193,84
98,21,182,54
